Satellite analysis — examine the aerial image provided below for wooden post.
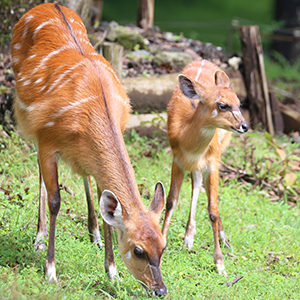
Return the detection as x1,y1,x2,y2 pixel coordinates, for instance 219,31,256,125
240,25,275,135
98,42,124,79
137,0,155,30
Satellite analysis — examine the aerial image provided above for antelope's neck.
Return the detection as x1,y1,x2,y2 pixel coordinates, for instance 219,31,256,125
86,120,144,213
180,106,216,156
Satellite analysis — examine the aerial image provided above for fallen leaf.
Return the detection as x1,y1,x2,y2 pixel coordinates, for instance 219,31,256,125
284,172,297,187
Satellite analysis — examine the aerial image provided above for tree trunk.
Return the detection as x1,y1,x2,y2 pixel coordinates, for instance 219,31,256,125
45,0,93,29
137,0,155,30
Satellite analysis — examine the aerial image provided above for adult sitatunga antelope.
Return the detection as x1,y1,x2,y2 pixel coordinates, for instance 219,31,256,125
162,59,249,276
11,3,167,296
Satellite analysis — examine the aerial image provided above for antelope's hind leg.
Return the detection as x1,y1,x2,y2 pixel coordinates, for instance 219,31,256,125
83,176,103,248
204,166,227,277
162,161,185,239
35,155,48,251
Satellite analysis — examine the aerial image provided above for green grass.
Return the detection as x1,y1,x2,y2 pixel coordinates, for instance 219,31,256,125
0,127,300,299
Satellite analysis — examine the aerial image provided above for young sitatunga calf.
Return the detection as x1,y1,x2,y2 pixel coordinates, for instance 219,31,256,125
11,3,167,296
162,59,249,276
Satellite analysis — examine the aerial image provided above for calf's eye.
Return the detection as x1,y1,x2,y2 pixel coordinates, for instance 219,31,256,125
134,247,145,258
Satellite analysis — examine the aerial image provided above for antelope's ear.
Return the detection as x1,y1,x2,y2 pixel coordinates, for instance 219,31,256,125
178,74,201,100
149,181,165,217
100,190,124,230
214,70,230,87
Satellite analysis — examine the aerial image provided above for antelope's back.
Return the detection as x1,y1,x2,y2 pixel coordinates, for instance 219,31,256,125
12,3,130,142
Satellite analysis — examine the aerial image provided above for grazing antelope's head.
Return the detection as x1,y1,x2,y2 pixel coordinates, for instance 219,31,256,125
178,60,249,134
100,182,168,297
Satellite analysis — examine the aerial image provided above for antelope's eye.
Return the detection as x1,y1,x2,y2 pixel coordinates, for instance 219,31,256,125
134,247,145,258
217,103,231,111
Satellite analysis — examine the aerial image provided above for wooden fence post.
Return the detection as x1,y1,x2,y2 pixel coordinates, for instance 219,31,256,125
97,42,124,79
240,25,275,135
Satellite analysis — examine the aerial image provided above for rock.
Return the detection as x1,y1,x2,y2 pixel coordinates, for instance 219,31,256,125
122,73,178,113
152,51,193,72
106,21,148,50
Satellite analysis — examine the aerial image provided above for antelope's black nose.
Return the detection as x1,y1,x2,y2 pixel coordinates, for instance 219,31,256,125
241,121,249,133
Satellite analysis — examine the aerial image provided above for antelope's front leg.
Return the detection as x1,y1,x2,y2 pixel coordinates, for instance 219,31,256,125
97,187,117,280
39,147,61,283
204,165,227,277
83,176,103,248
184,171,202,249
162,160,185,240
103,221,117,280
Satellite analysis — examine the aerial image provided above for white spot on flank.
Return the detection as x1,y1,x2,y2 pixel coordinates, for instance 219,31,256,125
47,60,85,93
211,109,218,118
12,57,19,64
125,251,131,260
44,121,54,127
69,18,74,23
33,19,57,39
23,80,31,86
31,46,66,76
28,54,37,60
25,15,34,23
34,78,43,85
195,59,205,82
13,43,21,50
52,96,97,118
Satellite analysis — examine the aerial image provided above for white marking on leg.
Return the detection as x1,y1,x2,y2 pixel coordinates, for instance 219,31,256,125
219,230,226,244
35,231,46,250
92,228,101,243
45,260,57,282
105,260,117,280
184,171,202,249
183,234,194,250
